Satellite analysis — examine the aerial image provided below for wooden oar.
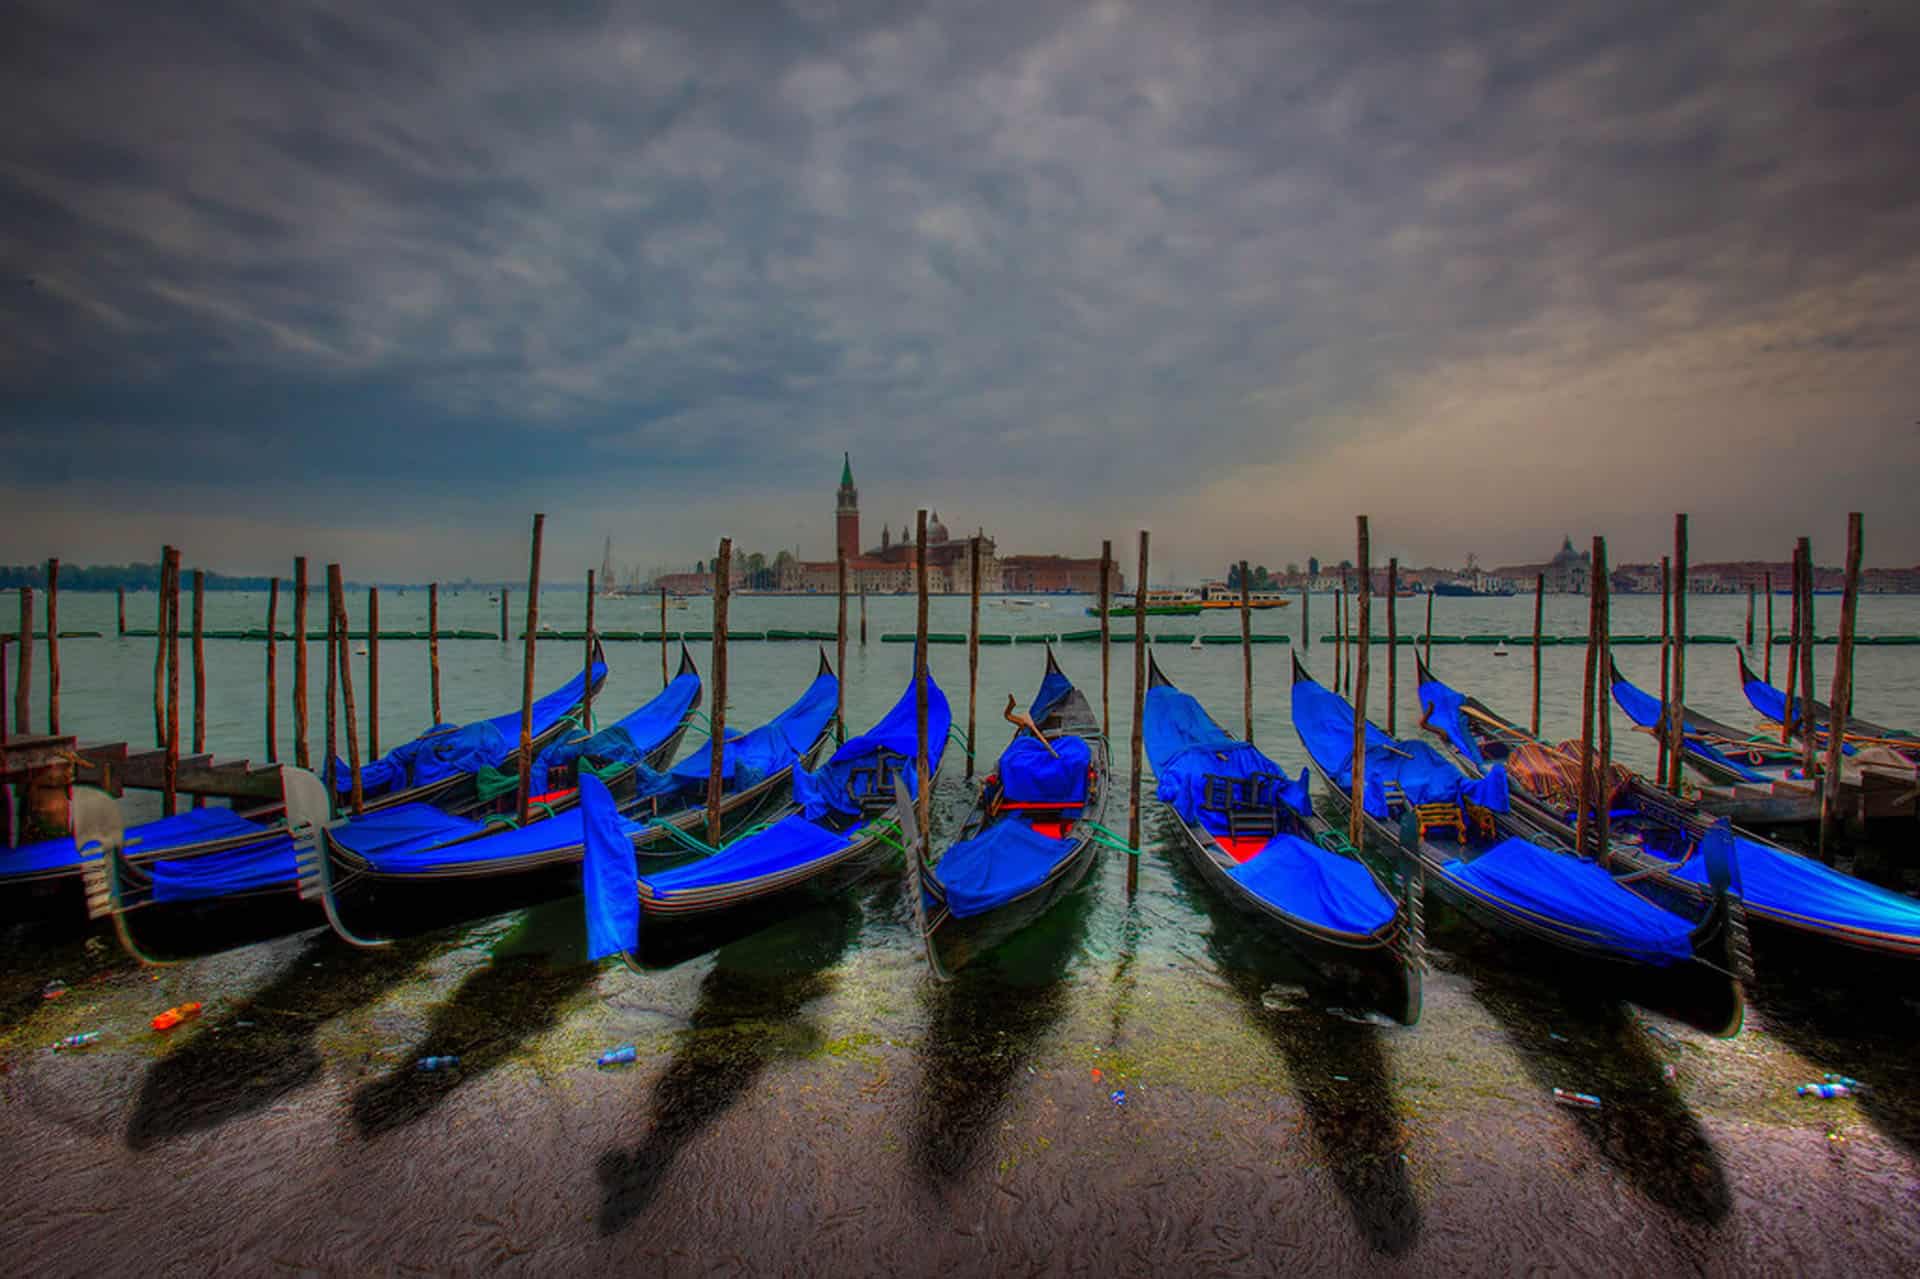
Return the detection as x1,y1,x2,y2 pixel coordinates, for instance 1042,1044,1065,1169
1004,694,1059,756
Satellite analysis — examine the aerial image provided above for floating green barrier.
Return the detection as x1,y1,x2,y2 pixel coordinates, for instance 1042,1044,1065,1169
455,629,496,640
639,631,678,642
1057,629,1103,642
1859,635,1920,645
988,634,1021,645
880,632,968,644
1251,633,1292,644
807,630,839,642
682,630,713,641
1691,634,1736,645
765,629,809,641
727,631,767,641
1461,634,1503,645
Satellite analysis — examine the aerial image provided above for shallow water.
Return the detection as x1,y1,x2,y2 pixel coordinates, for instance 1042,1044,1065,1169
3,589,1919,1274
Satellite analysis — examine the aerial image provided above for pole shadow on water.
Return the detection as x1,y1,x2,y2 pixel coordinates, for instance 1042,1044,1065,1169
1748,968,1920,1160
1205,922,1422,1257
350,898,600,1138
907,859,1098,1185
597,893,860,1236
125,929,436,1150
1465,957,1732,1230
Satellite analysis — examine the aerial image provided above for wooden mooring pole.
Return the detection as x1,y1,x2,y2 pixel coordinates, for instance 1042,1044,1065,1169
265,576,278,762
1668,516,1688,798
1818,514,1863,863
1349,518,1371,849
584,571,596,732
1782,547,1802,747
914,514,932,857
163,548,180,817
116,586,126,637
516,516,544,826
659,588,669,686
329,564,364,816
500,589,509,644
1334,583,1344,692
1423,590,1433,668
1657,555,1672,786
1594,538,1613,861
1763,571,1774,683
1300,582,1309,654
1530,573,1544,737
294,557,309,769
1797,536,1817,779
324,568,338,814
428,582,441,724
153,546,171,748
191,569,206,809
1745,581,1755,650
46,559,59,735
706,538,732,844
13,587,30,736
1240,559,1254,743
966,536,980,778
859,587,868,646
1099,540,1112,740
1574,538,1602,858
835,550,848,744
1385,558,1398,737
367,587,380,759
1128,530,1148,898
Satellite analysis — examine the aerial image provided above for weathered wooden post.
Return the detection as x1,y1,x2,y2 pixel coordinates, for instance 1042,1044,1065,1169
1745,581,1755,650
1819,514,1863,863
1668,516,1688,797
500,588,509,643
914,514,932,857
13,587,30,735
329,564,364,816
154,546,172,748
1334,583,1345,692
164,548,181,816
428,582,441,724
1574,538,1602,858
1128,530,1148,898
191,569,206,808
835,549,848,744
1300,582,1309,654
1594,538,1613,860
1237,560,1254,742
1530,573,1544,737
706,538,732,844
1763,571,1774,683
965,535,980,777
584,570,597,732
1797,536,1817,779
116,586,126,637
1423,589,1433,668
659,587,669,686
45,559,59,734
325,568,338,816
1781,547,1802,747
1385,558,1398,737
1657,555,1672,786
1349,519,1371,849
1099,539,1113,739
367,586,380,759
294,556,309,769
515,515,544,826
265,576,279,762
859,587,868,646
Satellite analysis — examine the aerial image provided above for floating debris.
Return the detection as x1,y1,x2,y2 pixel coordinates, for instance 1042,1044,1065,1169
416,1056,461,1072
150,1003,202,1032
1797,1083,1853,1100
1108,1089,1128,1107
1823,1073,1865,1089
51,1032,101,1051
1259,984,1310,1012
42,979,68,1001
596,1045,638,1068
1552,1088,1602,1111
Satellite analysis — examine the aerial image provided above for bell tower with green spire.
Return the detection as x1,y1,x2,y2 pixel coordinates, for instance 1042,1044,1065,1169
836,452,860,561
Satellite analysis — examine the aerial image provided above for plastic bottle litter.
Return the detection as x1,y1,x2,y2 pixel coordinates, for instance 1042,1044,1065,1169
596,1045,638,1068
52,1032,101,1051
42,979,68,1001
1108,1089,1128,1107
1552,1088,1603,1110
150,1003,202,1032
1797,1083,1852,1100
1823,1073,1864,1089
416,1055,461,1072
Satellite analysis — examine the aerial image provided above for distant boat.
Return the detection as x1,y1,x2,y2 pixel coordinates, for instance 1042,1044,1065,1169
1432,579,1516,598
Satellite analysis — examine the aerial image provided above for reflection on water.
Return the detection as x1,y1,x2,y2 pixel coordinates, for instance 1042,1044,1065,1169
126,930,434,1150
1207,924,1422,1257
597,893,860,1235
351,900,599,1137
909,862,1096,1183
1467,959,1732,1230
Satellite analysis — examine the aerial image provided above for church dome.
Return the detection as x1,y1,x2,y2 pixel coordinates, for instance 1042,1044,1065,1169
928,511,950,543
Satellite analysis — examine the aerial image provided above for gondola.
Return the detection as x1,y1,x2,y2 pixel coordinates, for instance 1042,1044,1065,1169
1736,649,1918,756
582,662,950,964
1417,658,1920,985
1291,655,1745,1036
5,648,615,938
910,647,1109,976
1147,653,1422,1024
1607,658,1802,789
297,650,841,947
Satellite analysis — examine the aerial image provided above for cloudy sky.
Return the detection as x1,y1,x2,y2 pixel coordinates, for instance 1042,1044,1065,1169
2,0,1916,582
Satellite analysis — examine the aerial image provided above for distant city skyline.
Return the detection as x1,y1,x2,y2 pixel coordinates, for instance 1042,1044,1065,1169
3,2,1916,581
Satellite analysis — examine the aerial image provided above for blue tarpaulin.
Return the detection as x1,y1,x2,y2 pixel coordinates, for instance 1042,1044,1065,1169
1144,685,1311,832
3,808,269,881
151,838,300,902
532,669,700,795
580,775,640,960
639,814,853,898
1292,675,1509,819
1030,666,1074,722
669,670,838,793
1418,675,1485,765
1444,837,1694,964
1662,831,1920,940
1609,670,1774,782
792,670,951,819
935,820,1074,917
1227,833,1398,936
999,735,1091,805
1741,670,1856,756
331,658,607,795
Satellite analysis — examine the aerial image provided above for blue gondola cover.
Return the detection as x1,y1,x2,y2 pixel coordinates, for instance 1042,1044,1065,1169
669,671,837,793
1444,838,1694,964
532,668,700,795
792,671,950,819
1144,685,1310,830
1609,670,1773,782
999,735,1091,805
1227,833,1397,936
934,821,1074,917
580,775,639,960
1292,675,1508,818
639,814,853,897
1417,675,1484,765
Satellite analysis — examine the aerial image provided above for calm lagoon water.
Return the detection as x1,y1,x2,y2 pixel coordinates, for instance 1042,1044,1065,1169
3,589,1918,1274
